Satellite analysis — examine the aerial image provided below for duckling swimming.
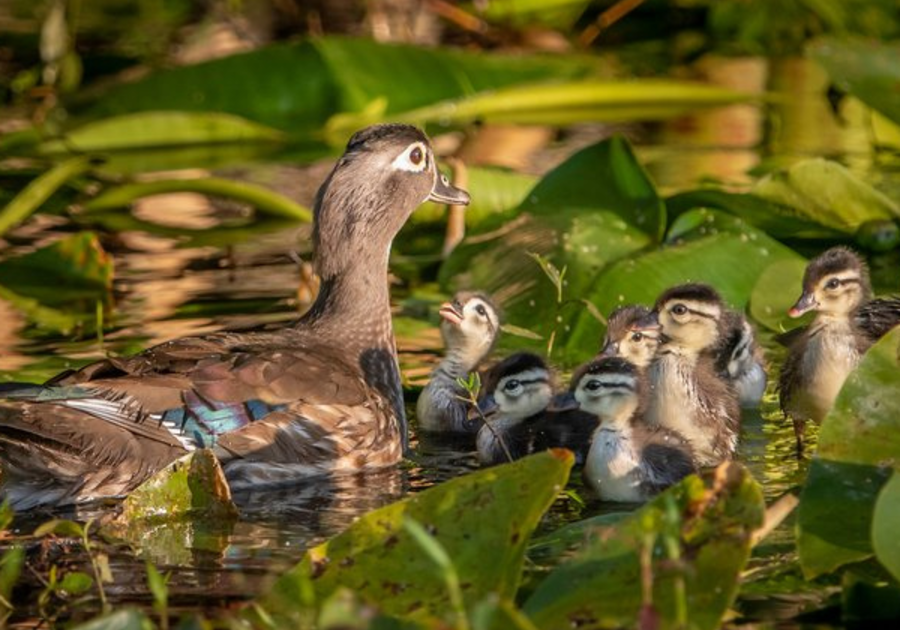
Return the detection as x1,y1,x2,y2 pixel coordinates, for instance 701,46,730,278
574,357,695,502
634,283,741,468
417,292,500,434
475,353,553,466
780,247,900,446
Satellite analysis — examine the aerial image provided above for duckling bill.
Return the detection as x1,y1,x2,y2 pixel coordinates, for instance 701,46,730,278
0,124,470,510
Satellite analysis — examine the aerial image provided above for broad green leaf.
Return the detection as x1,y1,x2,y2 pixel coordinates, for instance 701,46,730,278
797,327,900,578
753,158,900,234
524,463,765,630
39,112,283,153
665,189,843,240
254,450,573,625
872,472,900,583
83,177,312,221
564,211,801,362
0,547,24,610
0,156,90,237
69,608,154,630
749,257,810,332
59,571,94,596
0,232,113,306
472,0,592,29
810,38,900,126
440,137,660,360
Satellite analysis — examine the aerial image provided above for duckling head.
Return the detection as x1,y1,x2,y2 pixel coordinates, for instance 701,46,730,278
599,304,658,368
313,124,470,278
789,247,872,319
479,352,553,423
641,283,724,354
439,292,500,370
572,356,643,425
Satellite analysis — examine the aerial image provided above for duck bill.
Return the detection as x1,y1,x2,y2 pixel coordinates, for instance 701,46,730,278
548,392,579,412
632,311,661,333
476,393,498,418
429,172,470,206
438,301,464,326
788,292,817,318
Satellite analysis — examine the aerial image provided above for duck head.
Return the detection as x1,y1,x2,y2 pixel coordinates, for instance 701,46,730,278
314,124,469,278
598,304,658,368
636,283,725,355
439,292,500,371
571,356,643,427
477,352,553,423
789,247,872,319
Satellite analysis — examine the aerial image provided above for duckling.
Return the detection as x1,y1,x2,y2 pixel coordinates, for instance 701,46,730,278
574,357,695,502
601,304,765,408
416,292,500,434
779,247,900,443
475,353,553,466
0,124,471,510
598,305,659,369
634,283,741,468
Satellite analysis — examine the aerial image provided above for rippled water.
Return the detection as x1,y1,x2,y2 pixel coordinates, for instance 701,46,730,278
1,55,879,624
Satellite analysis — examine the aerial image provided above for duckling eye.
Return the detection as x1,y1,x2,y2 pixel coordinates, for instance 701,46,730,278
825,278,841,290
503,380,521,393
585,379,602,392
630,332,643,342
475,304,487,317
671,304,688,316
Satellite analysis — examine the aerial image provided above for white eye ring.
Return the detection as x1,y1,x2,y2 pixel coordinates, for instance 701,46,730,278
391,142,429,173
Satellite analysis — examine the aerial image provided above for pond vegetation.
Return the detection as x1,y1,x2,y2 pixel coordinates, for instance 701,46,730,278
1,0,900,628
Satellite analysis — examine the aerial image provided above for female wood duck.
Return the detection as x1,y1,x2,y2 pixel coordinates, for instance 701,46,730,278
779,247,900,447
573,357,695,502
416,291,499,434
475,353,554,466
475,353,597,465
633,283,741,468
0,124,470,510
601,303,766,408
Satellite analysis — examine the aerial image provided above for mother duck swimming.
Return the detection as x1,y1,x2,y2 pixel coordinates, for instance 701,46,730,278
0,124,469,510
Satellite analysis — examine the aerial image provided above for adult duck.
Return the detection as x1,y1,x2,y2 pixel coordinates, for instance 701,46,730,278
0,124,470,509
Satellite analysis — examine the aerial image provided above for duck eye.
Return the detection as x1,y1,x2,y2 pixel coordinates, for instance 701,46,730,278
503,379,521,393
630,332,643,342
671,304,688,316
585,379,602,392
825,278,841,290
475,304,487,317
410,146,423,166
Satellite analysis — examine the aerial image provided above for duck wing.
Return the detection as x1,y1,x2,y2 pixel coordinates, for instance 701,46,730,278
855,297,900,344
638,426,696,496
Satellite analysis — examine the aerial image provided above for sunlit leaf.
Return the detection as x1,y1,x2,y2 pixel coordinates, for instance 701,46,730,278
253,450,573,625
749,257,809,332
34,518,85,538
524,463,765,630
59,571,94,596
797,327,900,578
82,177,312,221
753,158,900,234
39,112,283,153
872,472,900,583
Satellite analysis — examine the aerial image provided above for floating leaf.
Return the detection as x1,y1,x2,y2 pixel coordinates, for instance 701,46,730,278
0,156,90,237
39,112,284,153
873,472,900,583
749,257,810,332
797,327,900,578
753,158,900,234
810,38,900,126
83,177,311,221
523,463,765,630
254,450,573,625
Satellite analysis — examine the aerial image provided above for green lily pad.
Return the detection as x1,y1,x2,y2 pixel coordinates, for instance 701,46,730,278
872,472,900,583
797,327,900,579
253,450,573,625
749,257,810,332
0,232,113,306
523,463,765,630
753,158,900,234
